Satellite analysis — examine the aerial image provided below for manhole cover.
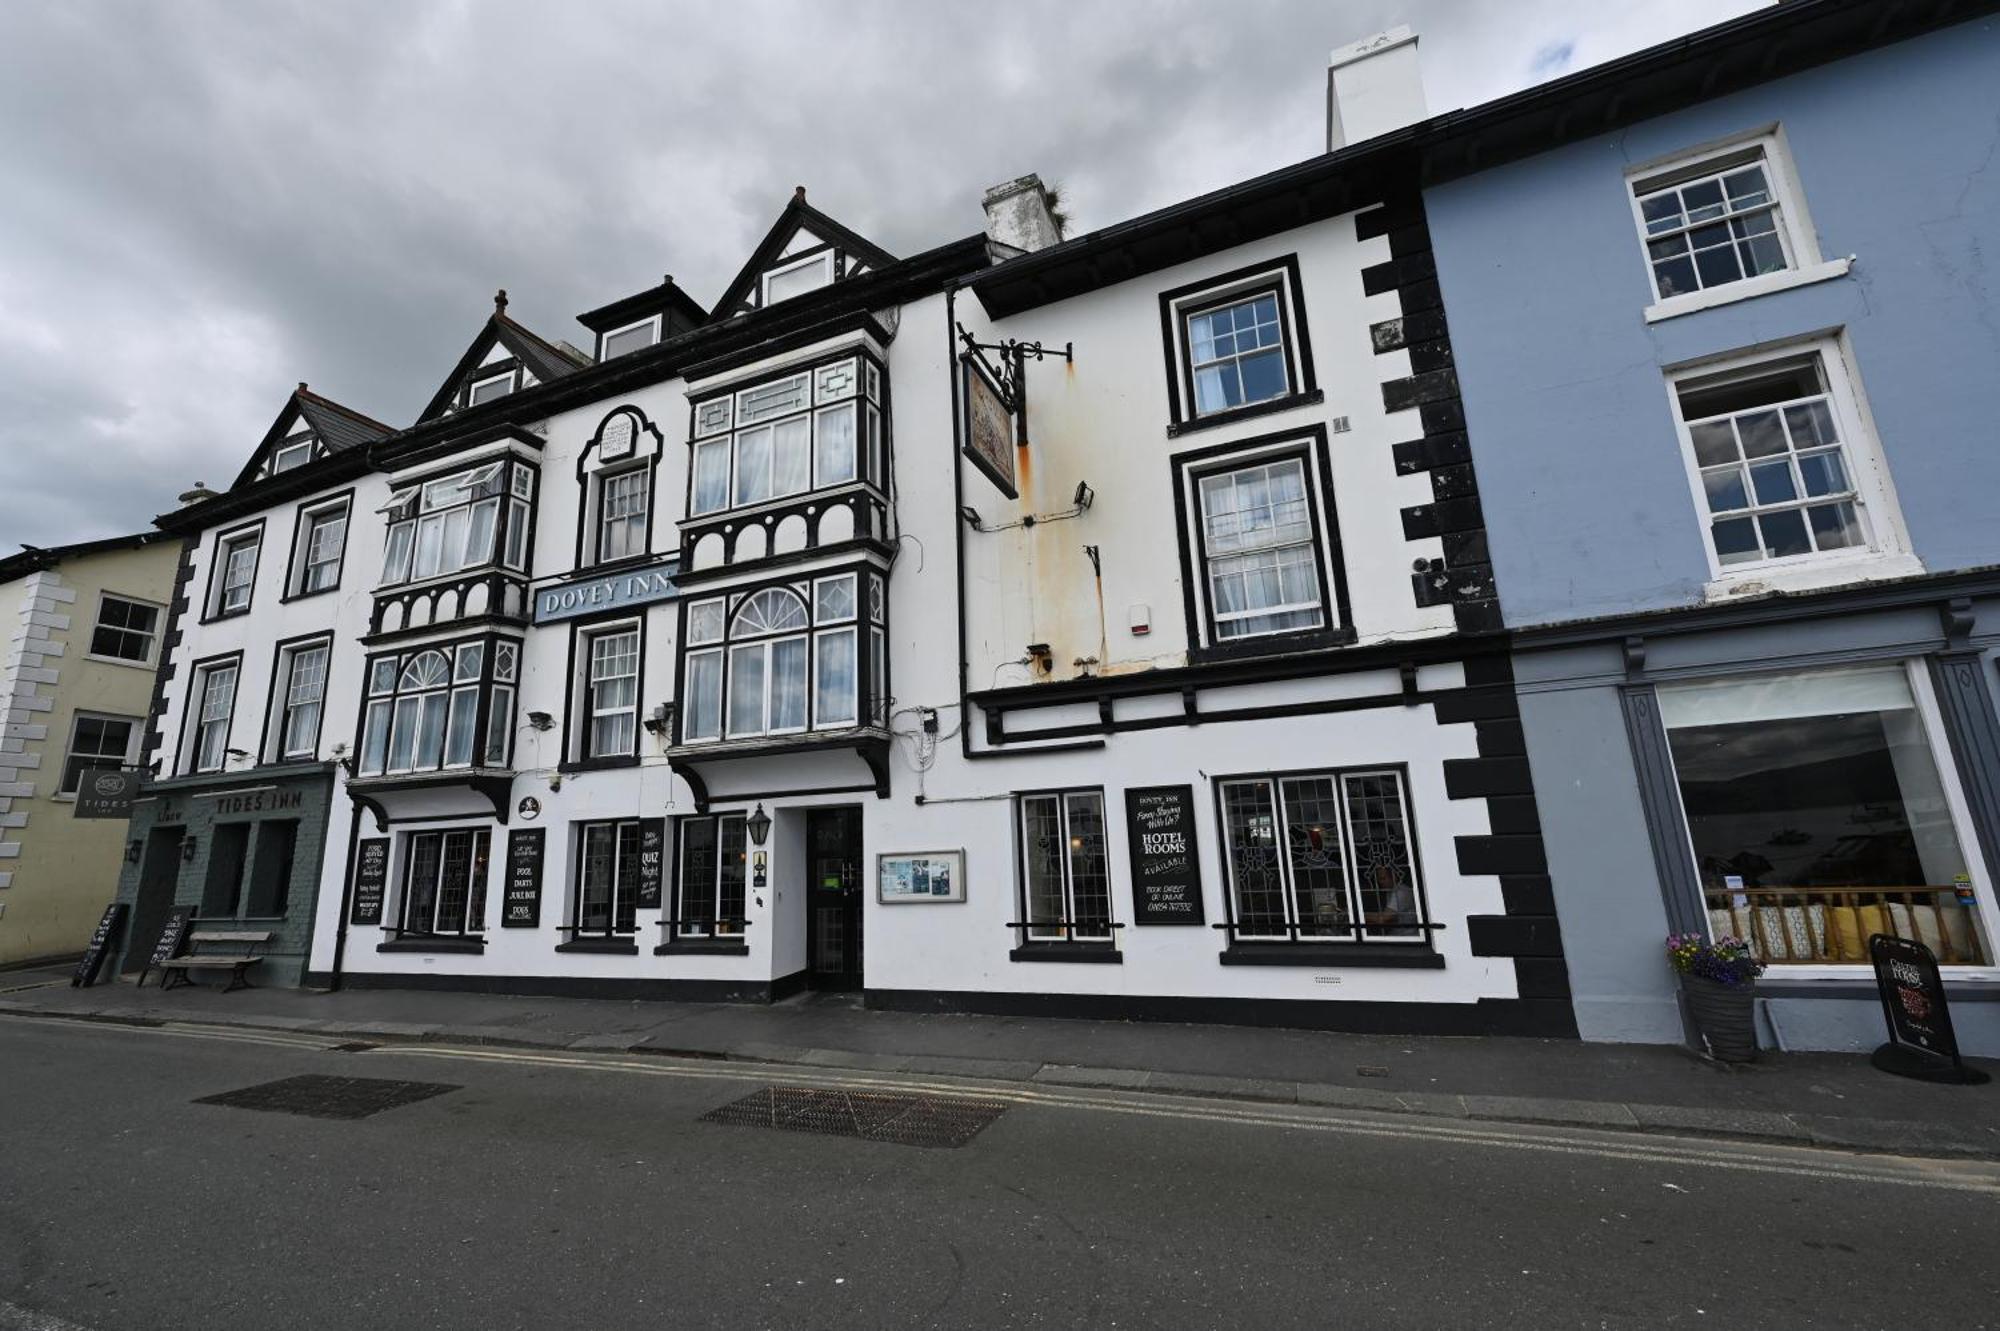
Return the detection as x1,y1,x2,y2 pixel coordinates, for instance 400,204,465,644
701,1086,1008,1149
194,1074,459,1120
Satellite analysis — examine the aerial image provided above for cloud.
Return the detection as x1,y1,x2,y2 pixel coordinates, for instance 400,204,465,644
1531,40,1579,78
0,0,1766,549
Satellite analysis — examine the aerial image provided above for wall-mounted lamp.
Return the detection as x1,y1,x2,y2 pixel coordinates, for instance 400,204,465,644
746,803,772,847
958,505,984,531
125,839,143,865
643,701,676,737
1073,480,1094,511
180,835,200,863
526,711,554,732
225,747,252,764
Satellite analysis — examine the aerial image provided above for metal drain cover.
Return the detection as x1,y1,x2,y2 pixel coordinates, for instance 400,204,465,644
194,1074,459,1120
701,1085,1008,1149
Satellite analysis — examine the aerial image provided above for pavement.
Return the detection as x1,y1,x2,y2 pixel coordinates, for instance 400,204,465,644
4,962,1997,1161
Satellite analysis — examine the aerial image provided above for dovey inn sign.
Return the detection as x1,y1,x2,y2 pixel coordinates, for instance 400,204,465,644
533,565,678,624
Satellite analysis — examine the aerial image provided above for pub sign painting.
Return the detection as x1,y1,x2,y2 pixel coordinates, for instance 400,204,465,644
961,357,1018,499
879,850,966,904
72,768,138,819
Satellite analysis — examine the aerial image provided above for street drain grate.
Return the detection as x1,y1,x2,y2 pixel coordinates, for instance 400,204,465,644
194,1074,459,1120
328,1042,378,1053
700,1086,1008,1149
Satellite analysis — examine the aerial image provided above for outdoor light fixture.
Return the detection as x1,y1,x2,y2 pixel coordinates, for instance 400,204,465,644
226,747,252,763
180,835,199,863
526,711,554,731
1073,480,1094,511
125,839,143,865
958,505,984,531
643,701,675,737
746,803,772,847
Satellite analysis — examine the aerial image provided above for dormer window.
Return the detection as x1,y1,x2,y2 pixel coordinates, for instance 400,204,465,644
270,432,315,474
467,372,515,407
380,461,515,586
761,252,833,306
687,354,881,518
601,316,661,360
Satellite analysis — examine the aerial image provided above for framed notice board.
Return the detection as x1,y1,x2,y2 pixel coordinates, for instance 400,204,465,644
1124,785,1206,926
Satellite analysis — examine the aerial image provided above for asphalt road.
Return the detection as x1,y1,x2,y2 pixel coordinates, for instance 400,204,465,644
2,1016,1995,1331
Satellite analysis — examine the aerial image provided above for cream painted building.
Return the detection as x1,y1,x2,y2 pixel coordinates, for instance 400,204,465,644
0,533,179,967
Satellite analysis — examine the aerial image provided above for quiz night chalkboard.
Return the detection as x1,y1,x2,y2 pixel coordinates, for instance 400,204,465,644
141,905,196,985
637,819,665,910
1869,932,1988,1084
72,902,129,987
504,828,545,927
350,837,389,926
1124,785,1206,925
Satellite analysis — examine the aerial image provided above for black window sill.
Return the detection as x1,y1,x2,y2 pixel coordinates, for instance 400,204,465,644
1220,943,1443,969
1167,389,1324,439
1010,943,1123,964
555,937,639,955
558,755,641,775
1188,626,1356,667
654,940,751,956
278,587,338,605
377,936,486,954
199,608,253,626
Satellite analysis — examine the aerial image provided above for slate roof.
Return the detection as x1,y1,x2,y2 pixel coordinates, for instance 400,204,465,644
710,187,898,316
417,293,594,422
229,384,394,490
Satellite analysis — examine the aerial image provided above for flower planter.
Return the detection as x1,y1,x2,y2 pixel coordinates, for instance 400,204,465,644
1683,974,1758,1063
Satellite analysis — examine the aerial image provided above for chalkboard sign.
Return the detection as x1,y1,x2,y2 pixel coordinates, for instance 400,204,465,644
1124,785,1206,925
637,819,665,910
351,837,389,926
1868,933,1987,1083
141,906,196,985
503,828,545,928
72,902,128,987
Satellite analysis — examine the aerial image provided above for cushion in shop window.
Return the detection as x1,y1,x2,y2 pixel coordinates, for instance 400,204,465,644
1939,905,1977,964
1829,906,1866,962
1912,905,1947,960
1732,906,1757,950
1708,908,1736,944
1757,906,1788,961
1887,902,1915,942
1806,903,1829,960
1855,903,1889,948
1782,906,1813,960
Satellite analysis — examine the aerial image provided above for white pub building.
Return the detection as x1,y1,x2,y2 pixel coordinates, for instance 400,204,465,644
124,37,1570,1035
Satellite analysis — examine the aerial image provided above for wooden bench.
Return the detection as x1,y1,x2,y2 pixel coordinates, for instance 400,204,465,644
159,930,273,993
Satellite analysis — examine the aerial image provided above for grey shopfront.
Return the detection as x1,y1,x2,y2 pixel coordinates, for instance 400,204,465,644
1516,576,2000,1056
114,763,336,985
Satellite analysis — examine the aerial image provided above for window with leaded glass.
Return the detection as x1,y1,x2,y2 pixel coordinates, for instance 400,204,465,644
1016,789,1113,943
357,638,514,776
575,820,642,936
1218,768,1426,943
687,356,881,517
675,814,747,937
400,828,490,935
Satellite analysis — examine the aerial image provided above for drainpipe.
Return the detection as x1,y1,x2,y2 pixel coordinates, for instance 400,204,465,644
326,802,362,991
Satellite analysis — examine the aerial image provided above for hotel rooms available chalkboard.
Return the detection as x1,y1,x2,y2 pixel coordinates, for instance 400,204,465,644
1124,785,1206,926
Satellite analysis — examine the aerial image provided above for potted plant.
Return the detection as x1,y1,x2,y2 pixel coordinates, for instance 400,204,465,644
1666,933,1765,1063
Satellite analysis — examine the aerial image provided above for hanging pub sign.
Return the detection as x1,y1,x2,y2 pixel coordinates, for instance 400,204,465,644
140,905,196,986
72,902,128,988
1124,785,1206,926
73,768,138,819
350,837,389,926
637,819,665,910
1868,932,1988,1084
961,356,1019,500
504,828,546,927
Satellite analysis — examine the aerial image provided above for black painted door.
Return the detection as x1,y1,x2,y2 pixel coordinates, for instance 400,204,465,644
806,807,863,990
122,827,184,974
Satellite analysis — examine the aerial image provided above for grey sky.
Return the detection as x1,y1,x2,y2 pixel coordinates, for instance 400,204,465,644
0,0,1764,550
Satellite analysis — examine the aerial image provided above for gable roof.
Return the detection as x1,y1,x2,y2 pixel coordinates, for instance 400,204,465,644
710,187,898,318
229,384,394,490
0,530,170,585
417,290,594,422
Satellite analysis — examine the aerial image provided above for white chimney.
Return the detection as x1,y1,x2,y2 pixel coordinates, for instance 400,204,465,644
1327,26,1427,152
983,174,1063,258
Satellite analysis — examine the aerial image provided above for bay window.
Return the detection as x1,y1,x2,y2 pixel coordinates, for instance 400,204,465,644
682,571,877,744
357,636,517,776
379,462,515,585
688,354,883,517
1218,767,1428,944
1660,665,1993,968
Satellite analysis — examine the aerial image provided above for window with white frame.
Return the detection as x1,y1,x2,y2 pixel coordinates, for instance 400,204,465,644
273,639,330,761
1631,138,1808,303
292,499,349,596
270,431,315,474
379,462,515,585
209,528,261,617
187,659,239,774
681,574,871,743
59,713,139,795
601,317,660,360
580,624,640,759
467,371,515,407
1017,789,1113,943
1187,291,1289,415
1196,456,1328,642
88,594,161,664
761,252,833,306
357,638,515,776
1671,345,1888,573
1218,768,1427,943
727,588,809,737
400,827,490,935
688,356,880,517
674,814,746,937
682,598,726,742
596,468,648,563
575,820,642,935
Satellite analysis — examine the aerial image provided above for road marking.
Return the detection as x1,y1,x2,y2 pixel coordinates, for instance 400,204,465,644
0,1298,95,1331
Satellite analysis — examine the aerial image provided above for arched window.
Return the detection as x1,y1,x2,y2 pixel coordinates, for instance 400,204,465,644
357,639,513,776
681,573,870,743
727,589,809,737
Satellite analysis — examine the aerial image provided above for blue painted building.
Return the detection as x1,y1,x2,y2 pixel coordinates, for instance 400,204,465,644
1425,3,2000,1052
